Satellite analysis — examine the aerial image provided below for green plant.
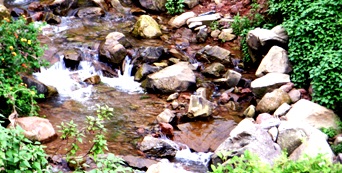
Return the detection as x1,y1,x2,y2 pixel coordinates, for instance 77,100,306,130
210,150,342,173
320,127,337,138
210,21,221,31
267,0,342,110
331,143,342,155
0,16,48,116
57,105,132,172
165,0,185,15
88,153,133,173
0,116,49,172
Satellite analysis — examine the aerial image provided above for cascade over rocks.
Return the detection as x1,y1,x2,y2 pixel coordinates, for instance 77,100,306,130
144,62,196,93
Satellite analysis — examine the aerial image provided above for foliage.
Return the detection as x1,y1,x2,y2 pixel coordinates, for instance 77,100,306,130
0,17,48,116
331,143,342,155
210,21,221,31
0,115,49,172
320,127,337,138
267,0,342,110
210,150,342,173
231,2,269,63
165,0,185,15
88,153,133,173
57,104,132,172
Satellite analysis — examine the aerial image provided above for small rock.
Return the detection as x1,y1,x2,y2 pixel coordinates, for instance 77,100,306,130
273,103,291,118
83,75,101,85
171,101,179,110
187,95,214,118
195,87,208,99
243,105,256,118
288,89,301,103
334,136,342,145
167,92,179,102
139,136,178,158
255,113,273,124
156,109,175,123
159,122,174,137
279,82,294,93
268,126,278,142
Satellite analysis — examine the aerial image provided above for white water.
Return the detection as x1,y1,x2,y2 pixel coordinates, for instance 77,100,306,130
34,55,143,101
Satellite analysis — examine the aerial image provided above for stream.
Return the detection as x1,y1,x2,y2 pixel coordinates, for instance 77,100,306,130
4,0,249,172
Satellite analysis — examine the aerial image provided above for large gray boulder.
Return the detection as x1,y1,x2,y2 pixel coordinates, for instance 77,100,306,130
251,73,290,98
211,118,281,165
145,62,196,93
132,15,162,39
196,45,232,66
255,46,292,77
285,99,340,129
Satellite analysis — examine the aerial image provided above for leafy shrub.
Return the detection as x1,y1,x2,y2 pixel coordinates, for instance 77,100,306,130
0,116,49,172
0,17,48,116
211,150,342,173
331,143,342,155
268,0,342,110
320,127,338,138
165,0,185,15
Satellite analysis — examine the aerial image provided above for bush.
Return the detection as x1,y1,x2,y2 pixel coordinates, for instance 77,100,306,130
0,116,49,172
0,17,48,116
210,150,342,173
165,0,185,15
268,0,342,110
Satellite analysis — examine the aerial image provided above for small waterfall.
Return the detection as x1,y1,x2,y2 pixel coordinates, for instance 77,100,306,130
101,56,144,94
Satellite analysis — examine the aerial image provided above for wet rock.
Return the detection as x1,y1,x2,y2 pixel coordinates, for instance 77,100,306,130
196,27,208,43
122,155,158,170
83,75,101,85
169,48,189,61
174,120,236,152
243,105,256,118
187,95,214,118
109,0,130,14
277,123,307,156
285,99,340,129
8,115,57,143
62,49,82,70
159,122,174,137
255,46,292,77
10,7,27,18
28,1,44,11
201,62,225,78
77,7,104,18
288,89,301,103
246,25,288,62
256,89,291,113
218,28,235,42
132,15,162,39
274,103,291,118
134,63,160,82
145,62,196,93
211,119,281,166
99,32,129,66
251,73,290,98
43,12,61,24
138,46,165,63
187,13,222,25
167,92,179,102
139,135,178,158
184,0,199,8
22,75,58,98
139,0,166,12
156,109,175,123
196,45,232,66
169,12,196,28
92,60,118,78
224,70,241,88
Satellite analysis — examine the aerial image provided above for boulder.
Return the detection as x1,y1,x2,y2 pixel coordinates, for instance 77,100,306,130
186,13,221,25
83,75,101,85
8,115,57,143
288,89,301,103
273,103,291,118
22,75,58,98
169,12,196,28
77,7,104,18
122,155,158,170
132,15,162,39
156,109,175,123
201,62,225,77
277,123,307,155
187,95,214,118
99,32,130,66
256,89,291,113
61,49,82,70
246,25,288,62
285,99,340,129
251,73,290,98
139,0,166,12
211,119,281,165
139,135,178,158
134,63,160,81
255,46,292,77
145,62,196,93
195,45,232,66
138,46,165,63
167,92,179,102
